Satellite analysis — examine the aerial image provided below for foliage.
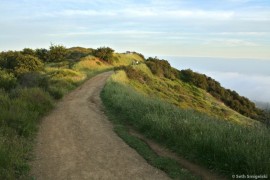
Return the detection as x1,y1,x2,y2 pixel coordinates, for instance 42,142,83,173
0,88,53,179
18,72,49,89
67,47,92,61
0,69,17,91
146,57,178,79
93,47,114,63
48,44,68,62
179,69,263,121
101,81,270,177
123,66,151,84
21,48,36,56
0,51,20,70
0,46,116,179
14,54,44,76
35,48,49,62
0,51,44,76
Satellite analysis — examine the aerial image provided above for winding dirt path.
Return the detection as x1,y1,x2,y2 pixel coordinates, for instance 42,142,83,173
31,71,169,180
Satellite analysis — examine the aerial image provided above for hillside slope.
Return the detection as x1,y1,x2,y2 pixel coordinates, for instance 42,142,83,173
102,66,270,177
0,46,144,179
116,63,258,126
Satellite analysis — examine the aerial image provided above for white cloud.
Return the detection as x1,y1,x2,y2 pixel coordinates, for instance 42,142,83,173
115,9,234,20
36,8,235,20
47,30,165,37
59,10,116,16
219,32,269,36
205,38,260,47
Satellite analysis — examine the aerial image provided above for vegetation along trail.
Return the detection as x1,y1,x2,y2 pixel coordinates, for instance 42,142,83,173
30,71,169,180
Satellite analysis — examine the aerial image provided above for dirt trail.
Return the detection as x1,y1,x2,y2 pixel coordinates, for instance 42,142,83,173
31,71,169,180
129,129,227,180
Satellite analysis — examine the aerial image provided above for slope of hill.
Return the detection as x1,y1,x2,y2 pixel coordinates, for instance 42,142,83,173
0,46,143,179
120,63,258,126
102,66,270,177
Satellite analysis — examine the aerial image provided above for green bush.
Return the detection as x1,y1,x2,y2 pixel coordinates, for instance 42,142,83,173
1,88,53,137
0,69,17,91
14,54,44,76
48,86,64,99
35,48,49,62
0,87,53,179
18,72,49,89
123,66,150,83
21,48,36,56
146,57,177,79
0,51,19,70
93,47,114,63
48,44,68,62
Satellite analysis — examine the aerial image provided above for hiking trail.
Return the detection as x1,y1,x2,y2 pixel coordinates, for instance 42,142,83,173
31,71,169,180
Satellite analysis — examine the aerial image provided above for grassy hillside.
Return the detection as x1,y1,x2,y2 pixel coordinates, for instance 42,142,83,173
0,46,143,179
102,71,270,177
121,64,257,126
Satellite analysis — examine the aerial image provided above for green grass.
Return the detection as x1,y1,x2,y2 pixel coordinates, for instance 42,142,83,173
112,53,145,66
101,80,270,177
102,101,198,180
126,65,257,125
0,53,116,179
0,88,53,179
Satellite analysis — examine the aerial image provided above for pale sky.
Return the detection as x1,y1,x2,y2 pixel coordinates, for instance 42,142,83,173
1,0,270,59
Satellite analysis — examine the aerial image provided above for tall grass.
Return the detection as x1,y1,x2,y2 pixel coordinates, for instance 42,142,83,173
101,81,270,177
0,67,111,179
0,88,53,179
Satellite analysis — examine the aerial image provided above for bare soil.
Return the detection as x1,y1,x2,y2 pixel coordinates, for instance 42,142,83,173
30,71,169,180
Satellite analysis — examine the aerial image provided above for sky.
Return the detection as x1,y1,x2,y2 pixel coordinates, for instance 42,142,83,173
1,0,270,59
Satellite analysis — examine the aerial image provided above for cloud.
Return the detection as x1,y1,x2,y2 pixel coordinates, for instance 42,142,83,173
47,30,165,37
218,32,269,36
59,10,116,16
204,38,260,47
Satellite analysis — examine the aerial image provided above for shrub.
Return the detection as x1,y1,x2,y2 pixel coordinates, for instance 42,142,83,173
35,48,49,62
14,55,44,76
48,86,64,99
18,72,49,89
21,48,36,56
124,66,151,84
93,47,114,63
0,69,17,91
48,44,68,62
146,57,177,79
0,51,19,70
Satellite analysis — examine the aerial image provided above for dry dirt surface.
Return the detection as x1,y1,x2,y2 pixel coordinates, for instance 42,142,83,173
30,71,169,180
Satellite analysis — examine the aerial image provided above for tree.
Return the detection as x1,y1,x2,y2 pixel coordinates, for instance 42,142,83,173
48,44,67,62
93,47,114,63
14,54,44,76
